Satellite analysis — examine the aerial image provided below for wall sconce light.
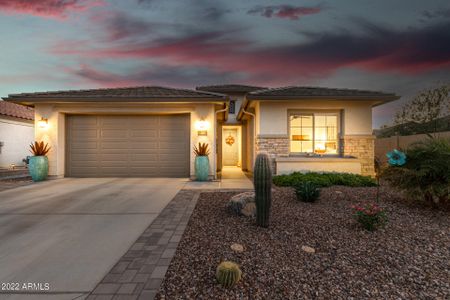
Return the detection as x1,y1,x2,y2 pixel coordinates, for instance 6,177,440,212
195,119,209,136
38,117,49,129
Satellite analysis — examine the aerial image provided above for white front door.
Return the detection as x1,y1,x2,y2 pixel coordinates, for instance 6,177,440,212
223,129,238,166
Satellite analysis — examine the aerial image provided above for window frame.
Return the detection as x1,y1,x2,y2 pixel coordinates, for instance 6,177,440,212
288,110,342,156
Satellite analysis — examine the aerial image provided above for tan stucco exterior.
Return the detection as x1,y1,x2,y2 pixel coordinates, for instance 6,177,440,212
34,102,218,178
257,100,373,135
245,99,377,176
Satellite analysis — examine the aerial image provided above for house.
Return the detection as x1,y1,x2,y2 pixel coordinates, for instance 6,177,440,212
0,100,34,168
3,85,398,178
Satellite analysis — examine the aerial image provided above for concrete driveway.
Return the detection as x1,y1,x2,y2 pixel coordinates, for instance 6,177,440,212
0,178,186,299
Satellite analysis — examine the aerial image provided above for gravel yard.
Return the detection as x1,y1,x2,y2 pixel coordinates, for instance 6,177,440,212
156,187,450,299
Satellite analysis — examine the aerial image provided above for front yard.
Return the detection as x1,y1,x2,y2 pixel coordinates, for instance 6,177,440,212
156,186,449,299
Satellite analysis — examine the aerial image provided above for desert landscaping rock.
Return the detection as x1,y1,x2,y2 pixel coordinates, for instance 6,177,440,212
156,186,450,299
241,202,256,217
230,243,244,252
301,245,316,253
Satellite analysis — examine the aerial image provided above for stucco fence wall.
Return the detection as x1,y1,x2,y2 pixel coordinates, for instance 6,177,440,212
375,131,450,163
0,118,34,168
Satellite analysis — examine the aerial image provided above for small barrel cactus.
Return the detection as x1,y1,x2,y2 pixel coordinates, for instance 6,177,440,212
253,152,272,227
216,261,242,288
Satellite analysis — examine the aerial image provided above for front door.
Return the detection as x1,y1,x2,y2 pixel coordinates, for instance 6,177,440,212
222,129,238,166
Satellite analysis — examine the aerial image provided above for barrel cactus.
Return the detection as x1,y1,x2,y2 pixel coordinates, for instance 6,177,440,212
216,261,242,288
253,152,272,227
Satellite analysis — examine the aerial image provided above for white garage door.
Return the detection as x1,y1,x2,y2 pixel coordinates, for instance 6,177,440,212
66,114,190,177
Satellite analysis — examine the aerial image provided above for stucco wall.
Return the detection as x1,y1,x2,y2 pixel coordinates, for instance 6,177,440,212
251,100,375,176
258,100,373,135
34,103,217,178
0,117,34,167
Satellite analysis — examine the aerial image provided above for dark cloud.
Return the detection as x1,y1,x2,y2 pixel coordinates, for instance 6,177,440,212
421,8,450,20
0,0,103,19
69,63,246,88
247,5,322,20
90,11,157,41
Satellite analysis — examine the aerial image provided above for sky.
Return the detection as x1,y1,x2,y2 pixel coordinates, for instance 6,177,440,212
0,0,449,128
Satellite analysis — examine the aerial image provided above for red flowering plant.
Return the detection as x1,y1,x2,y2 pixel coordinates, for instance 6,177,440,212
351,202,387,231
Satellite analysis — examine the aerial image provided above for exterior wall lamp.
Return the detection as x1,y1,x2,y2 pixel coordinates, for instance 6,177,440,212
38,117,49,129
195,119,209,136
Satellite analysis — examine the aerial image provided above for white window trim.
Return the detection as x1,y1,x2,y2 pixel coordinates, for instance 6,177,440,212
288,110,341,156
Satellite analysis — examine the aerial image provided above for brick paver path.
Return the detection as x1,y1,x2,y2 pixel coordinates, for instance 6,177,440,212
87,189,200,300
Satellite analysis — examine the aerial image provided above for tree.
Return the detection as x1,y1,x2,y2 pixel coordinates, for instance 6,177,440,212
393,84,450,126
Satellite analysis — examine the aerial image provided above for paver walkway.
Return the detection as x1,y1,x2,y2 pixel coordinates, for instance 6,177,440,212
88,189,200,300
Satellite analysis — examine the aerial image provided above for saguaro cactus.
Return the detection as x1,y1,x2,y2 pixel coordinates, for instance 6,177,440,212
253,152,272,227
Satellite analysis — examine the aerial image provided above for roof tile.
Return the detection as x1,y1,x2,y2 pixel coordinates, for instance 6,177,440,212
0,101,34,120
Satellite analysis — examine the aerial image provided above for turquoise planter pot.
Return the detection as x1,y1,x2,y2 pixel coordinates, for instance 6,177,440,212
29,156,49,182
195,156,209,181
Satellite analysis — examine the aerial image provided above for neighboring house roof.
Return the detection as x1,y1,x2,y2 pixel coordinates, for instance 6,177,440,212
0,101,34,120
247,86,399,101
3,86,229,105
196,84,266,94
374,115,450,137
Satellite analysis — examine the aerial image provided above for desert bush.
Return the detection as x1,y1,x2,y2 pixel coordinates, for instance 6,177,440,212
273,172,376,188
351,203,387,231
382,137,450,205
295,181,320,202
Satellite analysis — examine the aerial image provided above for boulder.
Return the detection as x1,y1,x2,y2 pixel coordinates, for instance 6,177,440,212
241,202,256,217
227,192,255,216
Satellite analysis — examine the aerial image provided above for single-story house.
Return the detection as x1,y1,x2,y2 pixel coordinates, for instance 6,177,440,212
0,100,34,168
3,85,399,178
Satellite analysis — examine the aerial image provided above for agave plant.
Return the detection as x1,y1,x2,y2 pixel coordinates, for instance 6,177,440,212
29,141,51,156
193,142,210,156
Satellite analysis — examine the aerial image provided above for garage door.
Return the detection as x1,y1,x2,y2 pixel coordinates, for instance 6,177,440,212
66,114,190,177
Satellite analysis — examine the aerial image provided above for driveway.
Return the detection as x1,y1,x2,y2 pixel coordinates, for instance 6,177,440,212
0,178,186,299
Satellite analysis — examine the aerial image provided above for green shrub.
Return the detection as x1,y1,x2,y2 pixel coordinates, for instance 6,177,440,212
382,137,450,205
273,172,376,188
295,181,320,202
351,203,387,231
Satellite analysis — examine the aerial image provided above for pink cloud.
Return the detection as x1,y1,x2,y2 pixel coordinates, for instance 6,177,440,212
0,0,104,19
51,21,450,84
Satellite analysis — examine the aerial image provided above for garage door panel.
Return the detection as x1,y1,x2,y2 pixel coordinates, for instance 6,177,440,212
67,114,190,177
130,129,157,138
71,129,98,139
101,142,129,149
101,129,128,138
128,142,158,149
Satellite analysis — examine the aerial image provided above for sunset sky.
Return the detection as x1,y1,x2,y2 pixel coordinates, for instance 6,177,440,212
0,0,449,128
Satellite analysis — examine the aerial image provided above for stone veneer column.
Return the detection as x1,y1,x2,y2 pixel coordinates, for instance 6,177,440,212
341,135,375,177
255,135,289,173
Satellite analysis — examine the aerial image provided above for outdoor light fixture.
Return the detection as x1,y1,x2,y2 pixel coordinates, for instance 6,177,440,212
195,119,209,136
38,117,48,129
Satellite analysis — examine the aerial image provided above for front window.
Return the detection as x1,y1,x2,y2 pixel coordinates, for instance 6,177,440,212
290,113,339,155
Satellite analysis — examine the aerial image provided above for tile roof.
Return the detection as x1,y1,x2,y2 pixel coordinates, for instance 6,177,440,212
4,86,228,103
0,101,34,120
196,84,266,94
247,86,399,100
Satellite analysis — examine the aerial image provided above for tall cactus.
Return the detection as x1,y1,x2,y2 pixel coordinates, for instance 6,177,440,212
253,152,272,227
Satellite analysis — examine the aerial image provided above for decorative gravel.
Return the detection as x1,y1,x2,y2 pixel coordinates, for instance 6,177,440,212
156,187,450,299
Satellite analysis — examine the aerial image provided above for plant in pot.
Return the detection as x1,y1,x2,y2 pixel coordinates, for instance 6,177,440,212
28,141,51,182
193,142,210,181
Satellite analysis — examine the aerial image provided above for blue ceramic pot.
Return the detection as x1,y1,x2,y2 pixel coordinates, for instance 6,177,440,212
195,156,209,181
29,156,49,182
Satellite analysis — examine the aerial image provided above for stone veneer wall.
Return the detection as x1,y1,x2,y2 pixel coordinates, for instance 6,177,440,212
340,135,375,177
255,135,289,173
256,134,376,177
